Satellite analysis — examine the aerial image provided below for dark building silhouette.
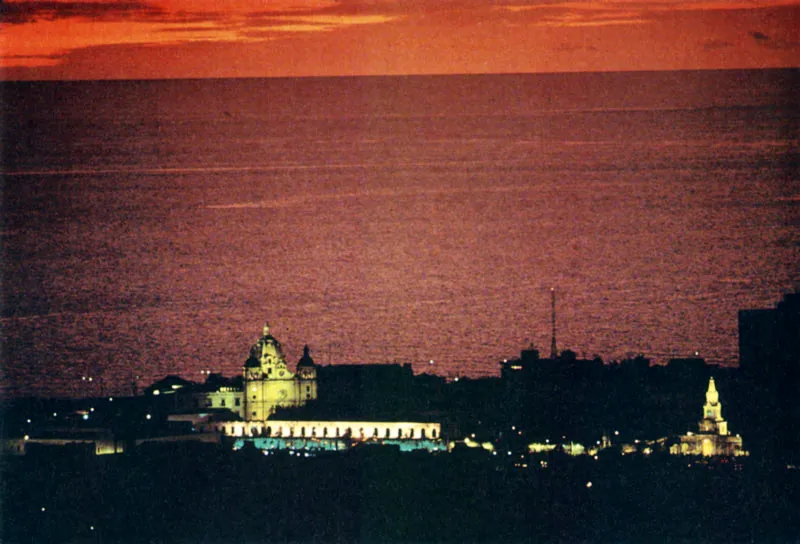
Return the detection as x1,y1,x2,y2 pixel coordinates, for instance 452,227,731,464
666,357,710,384
739,293,800,381
738,292,800,463
500,346,603,381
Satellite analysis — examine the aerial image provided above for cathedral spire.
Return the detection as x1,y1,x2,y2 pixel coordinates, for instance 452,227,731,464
701,376,727,435
263,323,270,337
706,376,719,406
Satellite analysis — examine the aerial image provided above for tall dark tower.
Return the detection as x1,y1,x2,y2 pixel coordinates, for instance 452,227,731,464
550,288,558,359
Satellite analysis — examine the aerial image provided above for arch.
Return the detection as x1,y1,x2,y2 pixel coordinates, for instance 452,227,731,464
323,427,328,438
421,428,426,439
251,427,258,437
385,428,391,439
373,428,379,438
397,428,403,439
301,427,306,437
432,428,437,439
266,426,272,437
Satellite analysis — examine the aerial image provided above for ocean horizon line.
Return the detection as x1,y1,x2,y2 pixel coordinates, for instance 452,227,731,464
3,66,797,85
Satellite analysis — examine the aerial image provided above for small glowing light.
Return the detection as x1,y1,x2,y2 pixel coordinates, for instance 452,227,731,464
593,455,599,460
503,359,508,363
24,435,29,440
454,377,459,382
108,397,113,402
429,360,434,365
507,451,512,456
470,433,475,438
586,481,593,488
145,414,152,420
26,419,31,424
82,414,89,421
90,407,95,412
90,526,95,531
82,376,86,381
88,377,93,382
512,426,516,431
41,507,47,512
492,451,497,456
153,390,160,396
596,440,601,445
545,439,549,444
614,430,619,436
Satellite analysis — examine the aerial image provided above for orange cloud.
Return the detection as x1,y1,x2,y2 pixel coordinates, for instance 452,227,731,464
1,0,798,79
0,0,405,72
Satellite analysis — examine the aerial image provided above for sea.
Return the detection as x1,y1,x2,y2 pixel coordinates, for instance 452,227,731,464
2,69,798,398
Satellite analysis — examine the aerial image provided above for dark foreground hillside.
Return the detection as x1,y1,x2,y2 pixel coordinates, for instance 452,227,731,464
3,443,799,543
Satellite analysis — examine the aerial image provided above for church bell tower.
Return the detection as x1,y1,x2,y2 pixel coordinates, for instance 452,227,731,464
698,377,728,435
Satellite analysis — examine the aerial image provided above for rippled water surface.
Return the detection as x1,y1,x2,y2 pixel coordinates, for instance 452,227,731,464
2,70,798,397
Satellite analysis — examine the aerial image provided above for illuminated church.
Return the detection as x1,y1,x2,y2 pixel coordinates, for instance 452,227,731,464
242,324,318,420
670,377,747,457
182,324,318,420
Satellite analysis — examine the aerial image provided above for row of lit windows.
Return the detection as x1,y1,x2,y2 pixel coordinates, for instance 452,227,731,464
220,425,437,440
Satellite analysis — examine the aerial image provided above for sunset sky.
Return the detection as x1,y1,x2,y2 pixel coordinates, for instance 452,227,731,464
2,1,798,80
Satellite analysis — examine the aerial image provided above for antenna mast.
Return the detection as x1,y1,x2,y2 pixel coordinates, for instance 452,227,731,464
549,288,558,359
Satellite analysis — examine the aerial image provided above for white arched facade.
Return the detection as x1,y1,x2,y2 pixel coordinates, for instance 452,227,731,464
201,420,441,441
